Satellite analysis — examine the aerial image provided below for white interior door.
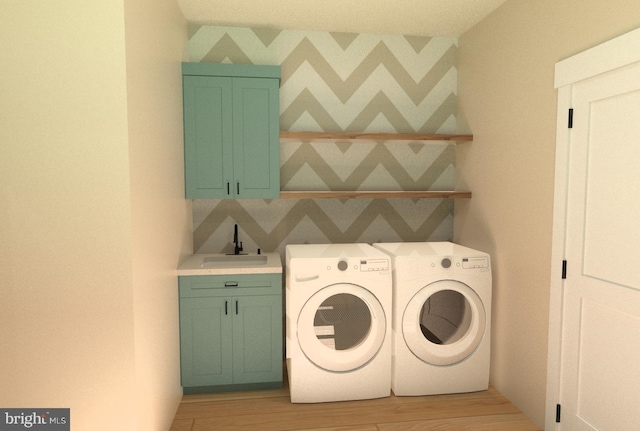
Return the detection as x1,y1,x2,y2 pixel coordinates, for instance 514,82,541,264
556,59,640,430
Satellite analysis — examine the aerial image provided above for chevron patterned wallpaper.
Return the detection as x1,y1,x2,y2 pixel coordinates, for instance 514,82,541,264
188,25,459,256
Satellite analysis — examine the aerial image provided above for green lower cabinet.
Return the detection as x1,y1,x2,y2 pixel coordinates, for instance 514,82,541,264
179,274,283,393
180,296,233,387
232,295,282,384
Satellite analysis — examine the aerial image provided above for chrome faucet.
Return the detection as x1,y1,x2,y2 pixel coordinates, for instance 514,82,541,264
233,224,243,255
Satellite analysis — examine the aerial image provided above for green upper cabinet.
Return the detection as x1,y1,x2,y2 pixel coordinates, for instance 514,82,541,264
182,63,281,199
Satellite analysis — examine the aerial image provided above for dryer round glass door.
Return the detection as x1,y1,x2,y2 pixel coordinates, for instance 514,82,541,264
297,283,387,372
402,280,486,366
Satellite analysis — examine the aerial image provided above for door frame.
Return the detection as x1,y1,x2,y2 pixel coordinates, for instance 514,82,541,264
545,27,640,430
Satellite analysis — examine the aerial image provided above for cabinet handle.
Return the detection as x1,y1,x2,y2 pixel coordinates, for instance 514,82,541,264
235,300,238,315
224,282,238,288
236,182,240,195
227,182,230,195
225,300,228,315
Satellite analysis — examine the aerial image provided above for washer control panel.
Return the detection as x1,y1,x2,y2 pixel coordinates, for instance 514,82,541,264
326,258,391,273
359,259,390,272
462,256,490,269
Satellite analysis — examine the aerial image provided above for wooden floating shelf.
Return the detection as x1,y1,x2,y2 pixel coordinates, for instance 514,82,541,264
280,131,473,142
279,191,472,199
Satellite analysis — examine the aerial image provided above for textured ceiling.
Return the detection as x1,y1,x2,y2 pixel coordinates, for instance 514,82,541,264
177,0,507,37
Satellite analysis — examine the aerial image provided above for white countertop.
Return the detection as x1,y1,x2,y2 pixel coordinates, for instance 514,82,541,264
177,252,282,276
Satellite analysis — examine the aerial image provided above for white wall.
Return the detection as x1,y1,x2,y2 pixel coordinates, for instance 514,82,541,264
0,1,189,429
0,1,136,427
455,0,640,427
124,0,189,429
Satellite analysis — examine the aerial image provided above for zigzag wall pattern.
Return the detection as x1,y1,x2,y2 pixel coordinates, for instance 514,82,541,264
280,141,454,191
188,25,459,254
193,199,453,258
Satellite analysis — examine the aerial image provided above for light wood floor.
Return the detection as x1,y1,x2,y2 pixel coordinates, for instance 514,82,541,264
170,379,541,431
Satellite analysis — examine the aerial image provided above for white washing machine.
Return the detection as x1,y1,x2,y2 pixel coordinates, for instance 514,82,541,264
285,243,392,403
373,241,492,396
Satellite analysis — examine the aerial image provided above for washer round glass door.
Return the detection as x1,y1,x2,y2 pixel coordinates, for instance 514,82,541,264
297,283,386,372
403,279,485,366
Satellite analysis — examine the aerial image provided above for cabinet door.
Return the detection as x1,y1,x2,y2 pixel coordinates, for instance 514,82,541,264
180,296,233,387
232,295,283,384
232,77,280,199
183,75,233,199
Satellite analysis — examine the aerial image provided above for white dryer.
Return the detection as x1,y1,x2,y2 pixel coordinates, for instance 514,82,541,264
285,243,392,403
373,241,492,396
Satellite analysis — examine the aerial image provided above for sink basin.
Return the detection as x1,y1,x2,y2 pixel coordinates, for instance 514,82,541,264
178,252,281,275
201,254,268,267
